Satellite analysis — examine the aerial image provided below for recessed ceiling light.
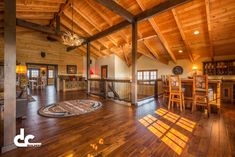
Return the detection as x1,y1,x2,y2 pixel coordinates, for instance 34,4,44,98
194,30,200,35
178,50,183,53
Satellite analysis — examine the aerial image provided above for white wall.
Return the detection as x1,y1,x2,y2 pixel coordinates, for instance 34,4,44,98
95,54,115,78
114,55,130,79
83,56,96,78
94,54,130,79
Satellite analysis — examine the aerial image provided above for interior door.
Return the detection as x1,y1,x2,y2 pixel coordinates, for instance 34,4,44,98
101,65,108,79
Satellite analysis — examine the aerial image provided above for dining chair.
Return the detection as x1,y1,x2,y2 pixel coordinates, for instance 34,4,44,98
192,74,210,117
168,75,185,111
161,75,169,104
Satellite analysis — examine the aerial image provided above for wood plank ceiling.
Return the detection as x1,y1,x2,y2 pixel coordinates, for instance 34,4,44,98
1,0,235,65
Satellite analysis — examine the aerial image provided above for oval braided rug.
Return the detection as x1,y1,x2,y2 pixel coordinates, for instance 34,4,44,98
38,99,102,118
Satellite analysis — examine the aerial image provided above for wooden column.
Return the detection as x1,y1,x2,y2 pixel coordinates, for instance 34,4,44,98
55,15,60,34
131,22,137,105
2,0,16,153
86,42,91,95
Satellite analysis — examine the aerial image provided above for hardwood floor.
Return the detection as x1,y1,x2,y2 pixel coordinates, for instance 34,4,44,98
0,86,234,157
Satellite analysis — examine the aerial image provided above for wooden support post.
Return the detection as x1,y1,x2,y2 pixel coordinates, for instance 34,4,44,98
55,15,60,34
2,0,16,153
86,42,91,95
131,22,137,105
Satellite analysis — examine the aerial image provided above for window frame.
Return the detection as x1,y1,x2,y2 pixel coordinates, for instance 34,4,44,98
48,69,54,79
137,69,158,81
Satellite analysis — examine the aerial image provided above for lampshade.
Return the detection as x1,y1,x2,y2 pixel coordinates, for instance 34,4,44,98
90,69,94,75
16,65,27,74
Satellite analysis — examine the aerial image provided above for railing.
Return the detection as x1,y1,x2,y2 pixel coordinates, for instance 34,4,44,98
88,78,161,102
89,79,131,102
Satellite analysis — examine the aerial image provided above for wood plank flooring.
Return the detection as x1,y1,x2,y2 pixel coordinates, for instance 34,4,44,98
0,86,234,157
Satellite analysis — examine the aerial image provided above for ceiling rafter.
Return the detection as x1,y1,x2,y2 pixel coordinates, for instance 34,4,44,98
87,0,191,44
85,0,128,43
205,0,214,59
143,39,168,65
94,0,134,23
121,46,130,66
136,0,176,64
72,3,120,47
86,0,113,26
62,10,113,53
49,0,71,26
172,9,194,62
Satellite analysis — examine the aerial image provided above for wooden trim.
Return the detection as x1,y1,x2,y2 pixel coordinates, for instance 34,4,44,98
95,0,134,23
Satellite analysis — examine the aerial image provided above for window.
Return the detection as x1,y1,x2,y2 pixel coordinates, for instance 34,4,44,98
137,70,158,81
143,71,149,80
48,70,54,78
137,72,142,80
31,70,39,78
27,70,30,78
150,71,157,80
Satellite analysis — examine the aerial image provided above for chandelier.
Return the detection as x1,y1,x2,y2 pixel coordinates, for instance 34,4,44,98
61,0,84,47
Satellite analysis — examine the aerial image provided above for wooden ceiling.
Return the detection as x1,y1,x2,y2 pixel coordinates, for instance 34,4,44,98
1,0,235,65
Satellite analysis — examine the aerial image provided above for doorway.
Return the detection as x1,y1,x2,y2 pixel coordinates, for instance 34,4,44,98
101,65,108,79
26,63,58,88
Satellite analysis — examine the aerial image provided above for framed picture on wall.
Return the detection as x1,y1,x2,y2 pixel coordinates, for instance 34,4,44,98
67,65,77,74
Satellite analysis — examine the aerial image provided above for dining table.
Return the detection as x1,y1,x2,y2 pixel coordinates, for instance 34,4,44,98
181,78,221,111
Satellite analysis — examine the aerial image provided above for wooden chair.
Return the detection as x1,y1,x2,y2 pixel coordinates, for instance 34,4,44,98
168,75,185,111
161,75,169,104
192,75,210,117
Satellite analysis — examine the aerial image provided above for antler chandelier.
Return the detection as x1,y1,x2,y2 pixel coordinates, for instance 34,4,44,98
61,0,84,46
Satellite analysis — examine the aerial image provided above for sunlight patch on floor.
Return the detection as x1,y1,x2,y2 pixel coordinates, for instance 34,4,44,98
138,108,196,155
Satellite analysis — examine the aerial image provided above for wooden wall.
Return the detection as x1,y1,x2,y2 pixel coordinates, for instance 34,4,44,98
0,30,85,75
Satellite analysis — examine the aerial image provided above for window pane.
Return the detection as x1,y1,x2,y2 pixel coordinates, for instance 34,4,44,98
150,71,157,80
27,70,30,78
48,70,54,78
31,70,39,78
143,71,149,80
137,72,142,80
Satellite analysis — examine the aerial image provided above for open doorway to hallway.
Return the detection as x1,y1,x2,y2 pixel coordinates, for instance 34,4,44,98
26,63,58,89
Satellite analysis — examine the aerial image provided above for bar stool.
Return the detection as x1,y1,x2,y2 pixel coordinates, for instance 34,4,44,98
192,75,210,117
161,75,169,104
168,75,185,112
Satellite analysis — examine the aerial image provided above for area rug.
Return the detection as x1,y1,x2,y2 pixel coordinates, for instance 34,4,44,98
38,99,102,118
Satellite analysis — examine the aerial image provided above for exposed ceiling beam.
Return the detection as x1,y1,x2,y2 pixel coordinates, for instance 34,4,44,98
16,18,56,35
172,9,194,62
88,0,191,42
135,0,191,22
205,0,214,59
95,0,134,23
143,39,168,65
49,0,71,26
136,0,176,63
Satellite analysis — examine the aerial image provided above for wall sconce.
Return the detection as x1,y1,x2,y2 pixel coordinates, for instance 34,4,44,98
192,65,198,75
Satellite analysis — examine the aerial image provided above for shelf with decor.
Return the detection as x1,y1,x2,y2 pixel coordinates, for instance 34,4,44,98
203,60,235,76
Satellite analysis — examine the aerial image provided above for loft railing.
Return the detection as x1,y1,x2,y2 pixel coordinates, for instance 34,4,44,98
89,78,131,102
88,78,160,102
